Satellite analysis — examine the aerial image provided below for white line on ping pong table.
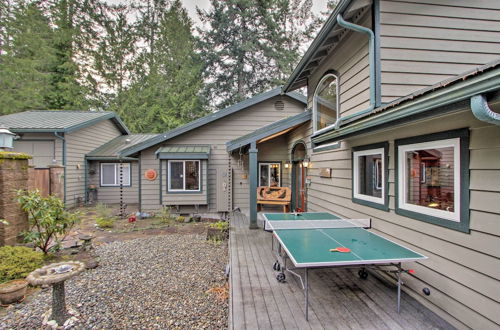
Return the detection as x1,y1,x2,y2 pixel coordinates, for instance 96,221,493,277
317,229,364,261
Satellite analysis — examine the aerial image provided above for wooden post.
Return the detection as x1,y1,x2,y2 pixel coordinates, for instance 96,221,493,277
249,142,258,229
48,165,64,200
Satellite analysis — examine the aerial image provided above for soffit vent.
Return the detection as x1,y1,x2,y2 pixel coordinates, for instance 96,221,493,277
274,100,285,111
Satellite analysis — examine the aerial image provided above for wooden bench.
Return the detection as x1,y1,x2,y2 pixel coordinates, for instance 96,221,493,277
256,186,291,213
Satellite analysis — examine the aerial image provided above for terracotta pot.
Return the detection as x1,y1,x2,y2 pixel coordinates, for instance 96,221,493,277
0,279,28,305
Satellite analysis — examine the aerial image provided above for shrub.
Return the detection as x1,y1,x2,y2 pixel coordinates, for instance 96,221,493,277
176,216,185,223
17,190,80,254
159,207,174,224
96,217,114,228
95,203,113,219
209,221,229,231
0,246,44,284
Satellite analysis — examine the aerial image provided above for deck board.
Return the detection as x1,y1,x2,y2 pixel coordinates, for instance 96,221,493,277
229,212,456,330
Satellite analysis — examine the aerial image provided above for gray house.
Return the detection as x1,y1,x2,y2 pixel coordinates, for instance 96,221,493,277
101,87,307,214
0,111,130,208
265,0,500,328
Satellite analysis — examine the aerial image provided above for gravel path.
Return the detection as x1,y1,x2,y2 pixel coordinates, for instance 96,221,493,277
1,234,228,329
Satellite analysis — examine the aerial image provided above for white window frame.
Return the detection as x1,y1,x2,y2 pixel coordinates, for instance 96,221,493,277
167,160,201,192
259,162,281,187
100,163,131,187
353,148,385,205
313,73,340,134
397,138,460,222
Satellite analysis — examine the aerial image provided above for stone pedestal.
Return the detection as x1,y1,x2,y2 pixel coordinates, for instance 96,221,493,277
0,152,31,246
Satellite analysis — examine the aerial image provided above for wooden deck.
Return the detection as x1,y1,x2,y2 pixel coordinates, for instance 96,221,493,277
229,212,454,330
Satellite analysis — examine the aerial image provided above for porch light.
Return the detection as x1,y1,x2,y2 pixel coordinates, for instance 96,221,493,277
302,158,310,168
284,161,291,169
0,126,15,150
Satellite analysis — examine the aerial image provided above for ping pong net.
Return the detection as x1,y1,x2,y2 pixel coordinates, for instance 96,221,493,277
266,218,371,231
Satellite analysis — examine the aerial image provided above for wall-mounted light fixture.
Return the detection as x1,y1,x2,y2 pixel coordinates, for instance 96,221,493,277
284,161,291,169
0,126,15,151
302,158,310,168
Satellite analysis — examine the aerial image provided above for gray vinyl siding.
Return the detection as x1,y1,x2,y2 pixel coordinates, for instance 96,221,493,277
303,107,500,328
308,10,371,118
139,97,305,212
88,161,139,205
65,120,122,208
12,133,63,168
379,0,500,104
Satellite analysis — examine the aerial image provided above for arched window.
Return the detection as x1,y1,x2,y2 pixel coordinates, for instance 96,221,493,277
313,72,339,133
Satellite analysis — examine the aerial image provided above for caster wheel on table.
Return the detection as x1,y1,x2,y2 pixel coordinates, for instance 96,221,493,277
276,273,286,282
273,261,281,271
358,269,368,280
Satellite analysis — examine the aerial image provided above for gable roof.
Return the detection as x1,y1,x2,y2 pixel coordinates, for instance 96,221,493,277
118,87,307,157
226,110,311,152
283,0,363,92
86,134,159,160
0,110,130,134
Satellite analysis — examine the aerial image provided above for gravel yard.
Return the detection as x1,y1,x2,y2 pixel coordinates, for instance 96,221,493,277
1,234,228,329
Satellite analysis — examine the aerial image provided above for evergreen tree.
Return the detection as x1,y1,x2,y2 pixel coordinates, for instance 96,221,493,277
112,0,206,133
197,0,318,110
0,2,56,115
90,3,137,108
44,0,98,109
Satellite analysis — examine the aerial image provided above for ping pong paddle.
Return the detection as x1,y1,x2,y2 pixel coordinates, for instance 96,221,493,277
329,247,351,253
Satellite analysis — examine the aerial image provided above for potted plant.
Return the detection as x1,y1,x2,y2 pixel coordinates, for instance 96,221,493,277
0,279,28,305
0,245,44,305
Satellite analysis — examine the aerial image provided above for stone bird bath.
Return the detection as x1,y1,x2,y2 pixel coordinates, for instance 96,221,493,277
27,261,85,326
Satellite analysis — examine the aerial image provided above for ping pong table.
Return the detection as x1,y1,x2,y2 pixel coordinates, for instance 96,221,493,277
262,212,427,321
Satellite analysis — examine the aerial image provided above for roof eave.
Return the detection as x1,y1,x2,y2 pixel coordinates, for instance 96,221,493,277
226,110,312,152
282,0,353,93
312,66,500,144
119,88,307,157
65,113,130,134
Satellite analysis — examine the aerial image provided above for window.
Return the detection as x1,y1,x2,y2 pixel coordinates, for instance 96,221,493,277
352,143,388,210
313,72,339,133
259,162,281,187
395,129,469,232
100,163,131,186
168,160,200,192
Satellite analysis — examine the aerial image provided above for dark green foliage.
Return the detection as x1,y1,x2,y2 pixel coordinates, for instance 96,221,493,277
0,246,44,283
17,190,80,254
0,2,56,115
112,0,207,133
197,0,318,110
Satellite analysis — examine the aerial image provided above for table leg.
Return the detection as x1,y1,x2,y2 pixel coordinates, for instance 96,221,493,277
397,263,402,313
305,268,309,321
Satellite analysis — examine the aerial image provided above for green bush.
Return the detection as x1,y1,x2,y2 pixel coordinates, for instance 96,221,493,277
0,246,44,284
96,217,115,228
176,216,185,223
95,203,113,219
17,190,80,254
209,221,229,231
159,207,174,224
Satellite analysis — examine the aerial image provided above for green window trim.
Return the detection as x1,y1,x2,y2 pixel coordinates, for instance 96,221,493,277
395,128,470,233
352,142,389,211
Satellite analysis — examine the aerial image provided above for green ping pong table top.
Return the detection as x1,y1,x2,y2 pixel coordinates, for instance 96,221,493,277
264,212,341,221
273,227,426,268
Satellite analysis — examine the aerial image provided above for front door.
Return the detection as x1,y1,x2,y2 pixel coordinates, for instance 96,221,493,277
292,162,306,212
